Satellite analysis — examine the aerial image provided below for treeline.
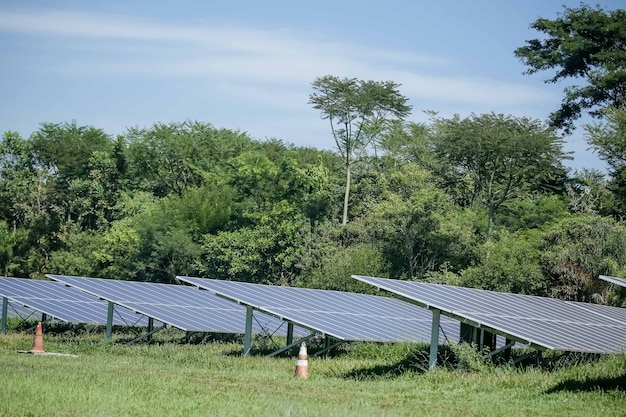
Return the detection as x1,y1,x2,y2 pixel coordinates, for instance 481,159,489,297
1,3,625,303
1,115,626,307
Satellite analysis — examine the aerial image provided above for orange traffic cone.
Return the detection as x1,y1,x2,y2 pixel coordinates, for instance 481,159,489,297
294,342,308,379
31,322,44,353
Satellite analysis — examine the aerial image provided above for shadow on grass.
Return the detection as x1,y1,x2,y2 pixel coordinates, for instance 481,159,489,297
339,346,444,380
546,373,626,393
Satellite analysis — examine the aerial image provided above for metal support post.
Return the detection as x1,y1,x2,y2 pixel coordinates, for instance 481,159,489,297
106,301,114,341
243,305,253,356
429,309,441,370
1,297,7,334
286,322,293,346
147,317,154,342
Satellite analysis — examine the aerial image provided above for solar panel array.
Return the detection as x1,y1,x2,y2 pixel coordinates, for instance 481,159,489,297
46,274,301,336
0,277,148,326
176,276,459,343
599,275,626,289
352,275,626,354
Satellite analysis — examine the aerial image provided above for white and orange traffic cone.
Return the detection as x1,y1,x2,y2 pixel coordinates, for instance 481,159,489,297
17,322,77,357
30,321,45,353
294,342,309,379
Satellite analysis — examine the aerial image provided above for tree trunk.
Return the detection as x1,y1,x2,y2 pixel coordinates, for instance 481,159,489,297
487,204,495,240
342,164,351,225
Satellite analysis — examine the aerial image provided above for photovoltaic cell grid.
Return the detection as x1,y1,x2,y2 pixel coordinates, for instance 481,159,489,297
352,275,626,354
599,275,626,289
0,277,148,326
46,274,303,336
176,276,460,343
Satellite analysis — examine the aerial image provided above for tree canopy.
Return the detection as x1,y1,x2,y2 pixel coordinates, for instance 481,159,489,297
309,75,412,224
429,112,569,239
514,4,626,132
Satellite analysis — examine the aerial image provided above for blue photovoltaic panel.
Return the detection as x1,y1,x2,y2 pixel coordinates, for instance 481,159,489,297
176,276,459,343
0,277,148,326
352,275,626,354
599,275,626,289
46,274,301,336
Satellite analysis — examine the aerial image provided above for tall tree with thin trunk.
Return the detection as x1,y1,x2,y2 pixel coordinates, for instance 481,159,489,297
309,75,411,225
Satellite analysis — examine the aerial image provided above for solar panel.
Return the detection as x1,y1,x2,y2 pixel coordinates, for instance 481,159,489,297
599,275,626,289
46,274,299,336
352,275,626,355
0,277,148,326
176,276,460,343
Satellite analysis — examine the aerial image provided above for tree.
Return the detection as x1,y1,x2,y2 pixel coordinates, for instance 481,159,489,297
309,75,412,224
367,165,469,278
461,230,547,296
585,107,626,214
197,202,306,285
585,107,626,171
126,121,254,197
430,113,569,239
378,121,436,169
540,214,626,302
30,121,114,180
514,4,626,132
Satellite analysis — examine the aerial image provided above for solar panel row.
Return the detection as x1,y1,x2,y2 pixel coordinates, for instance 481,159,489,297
352,275,626,355
176,276,459,343
5,272,625,364
599,275,626,289
0,277,148,326
46,274,305,337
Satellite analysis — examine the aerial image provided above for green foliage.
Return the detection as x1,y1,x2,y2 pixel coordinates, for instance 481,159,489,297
65,151,122,230
297,243,387,292
378,121,437,169
198,202,306,285
497,193,569,231
566,169,616,216
125,197,203,283
92,220,142,280
586,107,626,171
309,75,412,224
361,164,481,278
461,230,547,296
46,223,102,277
30,121,114,180
126,120,254,196
540,214,626,301
0,131,36,226
448,342,495,372
515,4,626,132
0,220,28,276
0,107,624,299
164,184,235,238
430,112,569,238
585,108,626,215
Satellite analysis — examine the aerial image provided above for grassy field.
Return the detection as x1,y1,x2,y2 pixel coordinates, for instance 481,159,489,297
1,328,625,417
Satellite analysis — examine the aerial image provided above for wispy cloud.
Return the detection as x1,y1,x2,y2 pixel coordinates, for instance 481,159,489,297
0,8,551,112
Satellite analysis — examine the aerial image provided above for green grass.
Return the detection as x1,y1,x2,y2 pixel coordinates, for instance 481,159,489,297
1,331,625,417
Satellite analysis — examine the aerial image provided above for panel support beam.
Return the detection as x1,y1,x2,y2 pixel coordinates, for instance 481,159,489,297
243,305,253,356
429,309,441,370
286,322,294,346
267,332,317,358
312,338,344,357
483,339,516,360
126,324,166,345
106,301,114,341
1,296,7,334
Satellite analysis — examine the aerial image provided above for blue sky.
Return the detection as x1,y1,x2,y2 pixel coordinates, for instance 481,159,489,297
0,1,623,172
